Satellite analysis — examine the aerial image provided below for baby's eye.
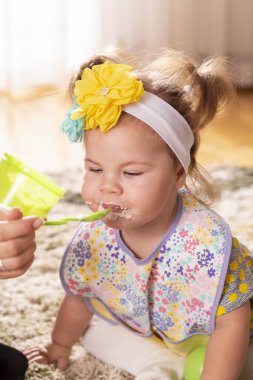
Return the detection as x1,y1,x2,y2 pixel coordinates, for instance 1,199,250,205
89,167,102,173
124,171,142,176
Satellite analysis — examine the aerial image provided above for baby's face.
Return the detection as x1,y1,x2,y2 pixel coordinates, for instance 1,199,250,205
82,114,184,233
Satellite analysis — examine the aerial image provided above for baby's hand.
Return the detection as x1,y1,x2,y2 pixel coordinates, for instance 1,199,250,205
25,342,71,370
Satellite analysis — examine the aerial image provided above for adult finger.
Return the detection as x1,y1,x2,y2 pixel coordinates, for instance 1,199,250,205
0,232,35,259
0,256,34,280
0,216,44,242
0,205,23,221
0,241,36,271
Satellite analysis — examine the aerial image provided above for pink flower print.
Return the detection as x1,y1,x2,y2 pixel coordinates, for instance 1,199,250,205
179,229,188,238
185,266,197,281
76,287,92,294
194,273,214,293
152,263,158,271
90,222,96,228
128,261,138,276
186,298,203,312
162,298,169,305
159,306,166,313
111,238,116,244
68,278,80,291
192,298,203,308
192,239,199,247
157,290,163,296
141,283,147,293
135,273,141,281
84,233,90,239
69,278,80,286
109,230,114,235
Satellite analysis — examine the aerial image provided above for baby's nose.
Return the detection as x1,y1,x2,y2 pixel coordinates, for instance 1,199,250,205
99,175,122,194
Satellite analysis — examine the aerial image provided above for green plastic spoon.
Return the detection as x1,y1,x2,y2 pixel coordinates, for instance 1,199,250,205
44,209,111,225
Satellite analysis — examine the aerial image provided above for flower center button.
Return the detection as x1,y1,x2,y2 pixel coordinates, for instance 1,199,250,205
100,86,109,96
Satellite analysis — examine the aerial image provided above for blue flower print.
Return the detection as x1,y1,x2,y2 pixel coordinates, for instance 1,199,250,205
207,267,216,277
133,304,148,317
120,256,126,264
112,252,119,259
77,241,85,249
84,251,92,260
164,270,171,278
77,258,85,267
155,256,164,263
151,312,174,331
197,249,214,268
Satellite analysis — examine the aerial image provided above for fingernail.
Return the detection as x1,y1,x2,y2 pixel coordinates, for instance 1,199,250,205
33,218,44,229
12,207,23,215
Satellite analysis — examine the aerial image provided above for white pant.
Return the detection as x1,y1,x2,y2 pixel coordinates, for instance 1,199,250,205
82,316,184,380
82,316,253,380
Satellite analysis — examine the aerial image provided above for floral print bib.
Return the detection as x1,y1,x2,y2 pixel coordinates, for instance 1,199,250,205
61,191,232,342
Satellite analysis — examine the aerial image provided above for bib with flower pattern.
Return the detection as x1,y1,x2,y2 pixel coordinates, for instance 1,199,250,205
60,191,232,342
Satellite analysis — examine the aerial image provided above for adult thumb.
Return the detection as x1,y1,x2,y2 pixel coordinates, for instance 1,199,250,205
0,205,23,221
57,357,69,371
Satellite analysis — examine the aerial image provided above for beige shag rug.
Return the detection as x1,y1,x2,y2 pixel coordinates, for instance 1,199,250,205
0,166,252,380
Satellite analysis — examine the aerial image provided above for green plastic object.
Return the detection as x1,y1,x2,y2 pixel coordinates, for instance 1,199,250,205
44,209,111,225
0,152,65,218
183,346,206,380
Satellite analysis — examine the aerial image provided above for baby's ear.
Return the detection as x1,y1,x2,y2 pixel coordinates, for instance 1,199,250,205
176,166,186,189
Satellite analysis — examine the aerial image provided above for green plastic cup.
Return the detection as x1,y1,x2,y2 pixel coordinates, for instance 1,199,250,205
0,152,65,218
183,345,206,380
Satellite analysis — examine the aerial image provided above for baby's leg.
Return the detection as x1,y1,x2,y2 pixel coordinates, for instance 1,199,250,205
82,316,184,380
240,341,253,380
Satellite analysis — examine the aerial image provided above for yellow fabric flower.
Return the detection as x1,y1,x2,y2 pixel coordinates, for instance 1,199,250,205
70,61,144,132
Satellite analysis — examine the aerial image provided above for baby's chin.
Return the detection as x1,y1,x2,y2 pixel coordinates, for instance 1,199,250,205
106,210,135,221
102,216,130,230
103,210,136,228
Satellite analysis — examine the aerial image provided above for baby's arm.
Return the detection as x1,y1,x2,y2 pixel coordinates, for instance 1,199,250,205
45,294,93,369
200,301,250,380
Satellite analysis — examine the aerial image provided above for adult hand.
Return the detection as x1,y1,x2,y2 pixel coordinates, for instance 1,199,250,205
0,205,44,279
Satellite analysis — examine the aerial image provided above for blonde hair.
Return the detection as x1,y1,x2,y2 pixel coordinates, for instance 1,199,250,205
69,47,235,205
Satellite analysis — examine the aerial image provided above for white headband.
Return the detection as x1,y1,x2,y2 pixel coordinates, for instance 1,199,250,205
123,92,194,173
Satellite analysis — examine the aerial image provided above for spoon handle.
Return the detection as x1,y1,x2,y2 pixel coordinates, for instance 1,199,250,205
44,209,110,225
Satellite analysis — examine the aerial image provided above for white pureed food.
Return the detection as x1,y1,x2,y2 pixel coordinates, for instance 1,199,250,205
98,204,135,220
86,200,135,220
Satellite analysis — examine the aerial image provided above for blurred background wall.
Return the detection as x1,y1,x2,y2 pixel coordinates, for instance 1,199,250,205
0,0,253,173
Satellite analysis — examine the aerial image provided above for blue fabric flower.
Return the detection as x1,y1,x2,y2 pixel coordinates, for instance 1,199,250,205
60,97,85,143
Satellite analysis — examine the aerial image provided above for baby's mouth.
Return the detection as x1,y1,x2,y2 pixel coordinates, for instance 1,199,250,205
86,199,135,220
101,203,124,213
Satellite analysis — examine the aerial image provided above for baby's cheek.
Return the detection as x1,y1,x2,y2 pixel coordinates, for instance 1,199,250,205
81,181,88,202
81,183,96,211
